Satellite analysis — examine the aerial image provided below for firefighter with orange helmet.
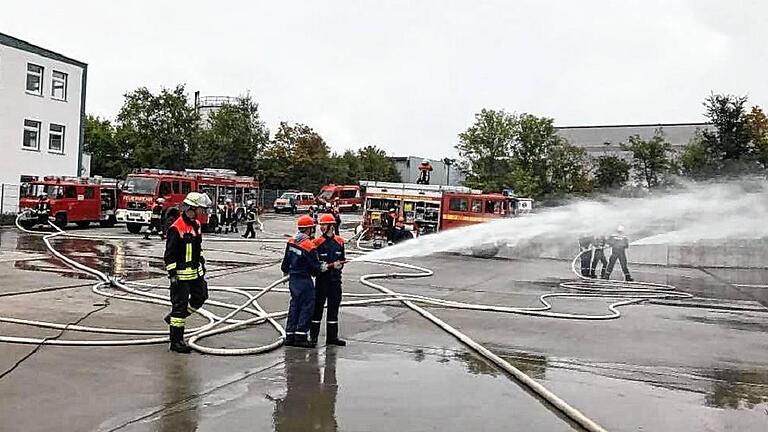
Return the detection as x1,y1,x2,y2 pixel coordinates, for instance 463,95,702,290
310,213,347,346
163,192,212,353
281,214,322,348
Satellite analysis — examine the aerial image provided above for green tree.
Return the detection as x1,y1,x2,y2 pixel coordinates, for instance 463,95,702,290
354,146,401,182
743,105,768,169
622,130,673,188
679,129,718,179
115,85,200,171
456,109,592,197
193,95,269,176
456,109,516,192
259,122,331,191
702,93,751,161
594,154,631,191
83,116,129,178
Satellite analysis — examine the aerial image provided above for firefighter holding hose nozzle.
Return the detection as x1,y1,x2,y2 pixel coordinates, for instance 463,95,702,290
604,225,633,282
281,215,322,348
578,234,593,277
310,213,347,346
163,192,212,353
35,192,51,226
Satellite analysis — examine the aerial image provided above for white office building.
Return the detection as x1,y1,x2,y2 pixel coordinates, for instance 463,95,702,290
0,32,87,211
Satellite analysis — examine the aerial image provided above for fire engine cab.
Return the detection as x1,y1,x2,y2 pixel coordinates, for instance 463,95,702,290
18,176,119,229
359,181,533,243
317,184,362,211
117,168,259,234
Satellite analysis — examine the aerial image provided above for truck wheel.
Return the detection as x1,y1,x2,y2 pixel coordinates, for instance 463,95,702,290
76,221,90,229
126,223,142,234
54,213,68,229
99,216,116,228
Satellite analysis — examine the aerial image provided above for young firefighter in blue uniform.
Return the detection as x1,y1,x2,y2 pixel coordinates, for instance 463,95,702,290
310,213,347,346
281,215,322,348
163,192,211,353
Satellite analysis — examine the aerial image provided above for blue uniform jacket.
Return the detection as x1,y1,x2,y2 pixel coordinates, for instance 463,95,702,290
281,233,321,278
314,234,345,284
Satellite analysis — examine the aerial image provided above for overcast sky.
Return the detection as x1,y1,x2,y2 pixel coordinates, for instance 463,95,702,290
2,1,766,158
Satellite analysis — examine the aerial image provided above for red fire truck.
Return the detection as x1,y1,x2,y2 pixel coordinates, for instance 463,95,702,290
17,176,120,229
359,181,532,243
116,168,259,234
317,184,362,211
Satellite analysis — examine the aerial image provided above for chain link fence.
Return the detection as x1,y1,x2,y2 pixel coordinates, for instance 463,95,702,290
259,189,287,210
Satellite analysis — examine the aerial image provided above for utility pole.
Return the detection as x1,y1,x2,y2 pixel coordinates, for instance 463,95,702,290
442,158,455,185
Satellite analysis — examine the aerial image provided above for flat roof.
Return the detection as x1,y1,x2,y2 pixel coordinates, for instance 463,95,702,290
0,32,87,68
556,122,710,130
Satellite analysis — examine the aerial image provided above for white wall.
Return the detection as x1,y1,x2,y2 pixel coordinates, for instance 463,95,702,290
0,44,84,186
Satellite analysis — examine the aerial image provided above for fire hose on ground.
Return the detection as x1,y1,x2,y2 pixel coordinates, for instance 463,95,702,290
3,214,702,431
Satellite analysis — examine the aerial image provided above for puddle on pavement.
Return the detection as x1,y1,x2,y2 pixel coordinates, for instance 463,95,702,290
132,347,577,432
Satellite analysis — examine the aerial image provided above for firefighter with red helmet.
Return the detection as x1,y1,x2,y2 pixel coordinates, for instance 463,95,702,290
417,159,433,185
163,192,212,353
310,213,347,346
144,197,165,240
281,215,322,348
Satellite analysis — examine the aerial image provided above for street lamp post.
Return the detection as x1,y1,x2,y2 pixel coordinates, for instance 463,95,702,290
442,158,456,185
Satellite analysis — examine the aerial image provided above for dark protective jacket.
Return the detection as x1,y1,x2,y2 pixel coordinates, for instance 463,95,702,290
593,236,607,248
608,234,629,251
164,215,205,281
281,233,321,278
246,209,257,223
36,199,50,214
151,203,163,219
314,234,345,284
578,235,593,251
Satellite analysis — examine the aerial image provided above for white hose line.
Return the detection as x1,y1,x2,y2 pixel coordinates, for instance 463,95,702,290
10,213,705,430
357,258,608,432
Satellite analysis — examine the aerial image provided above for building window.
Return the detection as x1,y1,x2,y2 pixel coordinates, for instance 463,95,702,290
52,71,68,100
49,124,65,154
23,120,41,150
449,198,468,212
26,64,44,95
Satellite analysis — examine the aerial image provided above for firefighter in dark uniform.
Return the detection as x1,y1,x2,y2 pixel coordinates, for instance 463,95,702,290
242,201,258,239
604,225,633,281
578,234,593,277
144,197,165,240
35,192,51,226
590,235,608,279
222,199,235,234
417,159,433,185
163,192,212,353
310,213,347,347
281,215,322,348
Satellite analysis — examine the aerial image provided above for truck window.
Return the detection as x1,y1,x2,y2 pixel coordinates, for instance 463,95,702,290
340,189,357,199
159,181,172,197
449,198,468,212
181,182,191,194
485,200,500,214
172,181,180,194
471,200,482,213
64,185,77,199
84,187,95,199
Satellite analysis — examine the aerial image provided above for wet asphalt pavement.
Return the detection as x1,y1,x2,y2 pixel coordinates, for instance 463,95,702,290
0,214,767,431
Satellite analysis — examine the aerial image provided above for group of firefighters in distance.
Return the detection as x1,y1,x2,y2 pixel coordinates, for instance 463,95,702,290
161,191,347,353
578,225,633,282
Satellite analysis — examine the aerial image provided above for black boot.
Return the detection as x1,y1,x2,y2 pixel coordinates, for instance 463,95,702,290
309,321,321,345
284,334,296,347
169,326,192,353
326,323,346,346
625,274,634,282
293,334,315,348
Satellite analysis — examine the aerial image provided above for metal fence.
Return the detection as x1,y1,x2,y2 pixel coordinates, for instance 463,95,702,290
259,189,286,210
0,183,19,214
